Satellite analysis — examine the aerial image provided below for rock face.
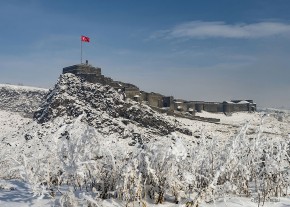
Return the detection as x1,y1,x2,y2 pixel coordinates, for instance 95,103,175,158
0,84,48,117
34,73,191,136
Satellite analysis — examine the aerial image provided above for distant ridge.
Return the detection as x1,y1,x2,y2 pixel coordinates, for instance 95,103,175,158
0,84,48,117
0,84,48,92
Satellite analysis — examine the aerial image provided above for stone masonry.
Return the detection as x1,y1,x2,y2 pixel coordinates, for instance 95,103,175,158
62,64,256,116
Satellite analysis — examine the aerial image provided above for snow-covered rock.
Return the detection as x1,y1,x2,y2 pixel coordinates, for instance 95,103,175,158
0,84,48,117
34,73,191,136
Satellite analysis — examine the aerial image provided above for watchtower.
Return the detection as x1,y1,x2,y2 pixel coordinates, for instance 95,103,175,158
62,64,105,84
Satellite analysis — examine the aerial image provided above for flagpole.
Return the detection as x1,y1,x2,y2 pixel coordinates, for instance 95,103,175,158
81,37,83,64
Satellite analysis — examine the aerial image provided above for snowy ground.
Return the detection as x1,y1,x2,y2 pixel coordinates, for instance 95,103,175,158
1,74,290,207
1,180,290,207
0,180,52,207
0,110,31,137
1,108,290,206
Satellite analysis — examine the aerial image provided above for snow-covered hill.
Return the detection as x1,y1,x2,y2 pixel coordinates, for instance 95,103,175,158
0,84,48,117
34,73,191,137
0,74,193,170
0,75,290,207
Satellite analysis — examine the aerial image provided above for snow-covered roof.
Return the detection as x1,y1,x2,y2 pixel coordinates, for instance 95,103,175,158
225,100,250,104
238,100,249,104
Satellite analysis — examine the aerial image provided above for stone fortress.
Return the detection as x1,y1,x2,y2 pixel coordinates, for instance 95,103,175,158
63,63,256,121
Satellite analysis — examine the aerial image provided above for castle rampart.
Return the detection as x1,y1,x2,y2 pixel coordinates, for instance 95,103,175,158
62,64,256,118
63,64,102,76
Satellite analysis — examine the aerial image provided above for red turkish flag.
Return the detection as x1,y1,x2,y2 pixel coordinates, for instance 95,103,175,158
81,35,90,42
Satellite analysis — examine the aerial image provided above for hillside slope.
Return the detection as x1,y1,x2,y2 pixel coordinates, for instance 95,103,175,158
1,76,290,207
0,84,48,117
34,73,191,137
0,73,193,167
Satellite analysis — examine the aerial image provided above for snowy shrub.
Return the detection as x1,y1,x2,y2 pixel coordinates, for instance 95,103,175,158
2,111,290,206
116,157,145,206
138,135,188,204
58,189,78,207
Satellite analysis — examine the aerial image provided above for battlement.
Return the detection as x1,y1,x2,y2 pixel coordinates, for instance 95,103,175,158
63,64,101,76
62,64,139,92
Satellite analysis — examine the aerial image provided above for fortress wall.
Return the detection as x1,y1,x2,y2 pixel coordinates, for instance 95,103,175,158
147,93,163,108
124,88,140,99
139,91,148,102
203,102,223,113
173,99,187,111
217,103,224,112
173,102,183,111
184,102,196,115
182,103,188,111
62,64,256,116
185,102,196,110
194,102,204,112
223,102,254,113
104,77,113,85
232,103,249,112
251,103,257,111
109,82,124,91
162,96,173,108
76,74,105,84
223,102,233,113
63,64,101,75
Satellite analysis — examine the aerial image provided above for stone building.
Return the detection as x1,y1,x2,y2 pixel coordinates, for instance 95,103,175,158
144,92,164,108
188,101,204,113
63,63,141,99
63,64,104,84
62,64,256,116
223,100,256,113
123,87,140,99
162,96,174,110
173,99,187,112
203,102,224,113
184,101,196,115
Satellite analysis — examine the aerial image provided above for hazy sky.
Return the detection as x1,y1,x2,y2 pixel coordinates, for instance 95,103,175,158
1,0,290,108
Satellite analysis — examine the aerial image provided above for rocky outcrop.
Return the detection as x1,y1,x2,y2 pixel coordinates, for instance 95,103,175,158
0,84,48,117
34,73,191,136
